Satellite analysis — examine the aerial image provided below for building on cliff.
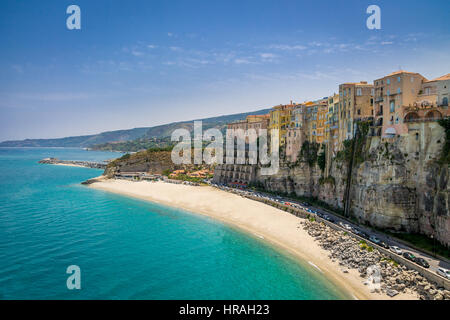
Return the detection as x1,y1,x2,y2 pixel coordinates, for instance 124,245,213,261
325,93,340,155
373,71,449,138
269,102,297,147
285,104,307,163
338,81,374,144
306,98,328,145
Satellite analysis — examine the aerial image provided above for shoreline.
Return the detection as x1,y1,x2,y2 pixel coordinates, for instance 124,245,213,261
88,178,418,300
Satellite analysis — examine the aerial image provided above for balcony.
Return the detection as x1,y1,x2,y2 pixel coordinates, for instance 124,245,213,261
376,110,383,116
418,89,437,96
375,96,384,102
404,117,442,123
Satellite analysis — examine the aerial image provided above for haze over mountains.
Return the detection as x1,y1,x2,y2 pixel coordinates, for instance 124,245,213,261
0,109,271,148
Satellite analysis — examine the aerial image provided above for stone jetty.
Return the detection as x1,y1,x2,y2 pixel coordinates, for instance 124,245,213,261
38,158,106,169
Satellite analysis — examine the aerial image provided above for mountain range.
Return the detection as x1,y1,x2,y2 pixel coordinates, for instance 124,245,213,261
0,108,271,148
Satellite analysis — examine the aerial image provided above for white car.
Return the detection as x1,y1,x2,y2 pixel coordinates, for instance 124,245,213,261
390,246,403,255
437,267,450,280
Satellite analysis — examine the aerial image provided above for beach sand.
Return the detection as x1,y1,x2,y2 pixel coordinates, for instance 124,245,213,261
89,178,418,300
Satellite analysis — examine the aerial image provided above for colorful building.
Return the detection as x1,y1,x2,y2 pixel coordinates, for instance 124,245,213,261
269,101,297,146
338,81,374,141
285,104,306,162
326,93,340,154
306,98,327,144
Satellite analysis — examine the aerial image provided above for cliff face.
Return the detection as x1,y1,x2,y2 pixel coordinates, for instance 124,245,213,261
253,122,449,247
104,149,213,178
350,122,449,246
104,150,176,177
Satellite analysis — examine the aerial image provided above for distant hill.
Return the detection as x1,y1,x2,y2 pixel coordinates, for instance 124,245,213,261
0,108,271,148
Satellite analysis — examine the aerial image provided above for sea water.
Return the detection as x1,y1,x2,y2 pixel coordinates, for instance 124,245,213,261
0,148,349,299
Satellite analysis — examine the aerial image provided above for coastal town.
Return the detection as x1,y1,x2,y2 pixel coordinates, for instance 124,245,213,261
215,70,449,182
36,69,450,300
81,69,449,300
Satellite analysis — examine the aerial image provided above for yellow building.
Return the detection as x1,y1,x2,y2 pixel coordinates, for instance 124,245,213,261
306,98,327,144
269,102,296,146
326,93,340,154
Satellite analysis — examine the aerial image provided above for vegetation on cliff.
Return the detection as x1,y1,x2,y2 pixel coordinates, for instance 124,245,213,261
437,117,450,164
105,146,212,179
297,141,320,166
334,120,370,166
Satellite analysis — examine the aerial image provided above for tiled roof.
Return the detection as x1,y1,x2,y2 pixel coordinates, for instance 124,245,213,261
431,73,450,81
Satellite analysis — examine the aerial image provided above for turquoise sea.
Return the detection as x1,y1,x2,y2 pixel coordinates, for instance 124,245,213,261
0,148,349,299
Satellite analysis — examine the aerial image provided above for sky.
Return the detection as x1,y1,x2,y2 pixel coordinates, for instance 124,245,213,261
0,0,449,141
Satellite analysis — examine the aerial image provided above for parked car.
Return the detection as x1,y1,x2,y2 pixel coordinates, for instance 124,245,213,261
414,257,430,268
390,246,403,255
437,267,450,280
379,241,390,249
403,252,416,261
343,224,353,231
369,236,381,244
360,232,370,239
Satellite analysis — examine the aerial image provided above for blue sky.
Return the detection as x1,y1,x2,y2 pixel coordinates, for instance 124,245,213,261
1,0,449,140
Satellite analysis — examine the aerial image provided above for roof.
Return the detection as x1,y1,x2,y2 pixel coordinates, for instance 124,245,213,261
430,73,450,81
386,70,418,76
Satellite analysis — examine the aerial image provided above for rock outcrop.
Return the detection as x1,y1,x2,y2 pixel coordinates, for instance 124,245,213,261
250,122,449,247
303,220,449,300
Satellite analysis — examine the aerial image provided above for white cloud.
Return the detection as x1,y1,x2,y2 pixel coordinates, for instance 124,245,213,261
269,44,307,50
131,50,144,56
234,58,252,65
259,53,277,60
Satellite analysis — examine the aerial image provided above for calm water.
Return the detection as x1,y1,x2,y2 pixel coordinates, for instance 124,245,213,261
0,148,349,299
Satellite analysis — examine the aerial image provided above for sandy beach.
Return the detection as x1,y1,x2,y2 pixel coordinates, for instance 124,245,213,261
88,178,418,300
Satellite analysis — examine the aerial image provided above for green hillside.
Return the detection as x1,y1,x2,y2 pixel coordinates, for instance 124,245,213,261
0,108,271,148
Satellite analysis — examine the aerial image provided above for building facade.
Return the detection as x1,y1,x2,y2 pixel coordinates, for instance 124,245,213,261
373,71,449,137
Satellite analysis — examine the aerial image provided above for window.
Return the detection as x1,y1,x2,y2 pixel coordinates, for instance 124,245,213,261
443,97,449,106
397,88,401,94
371,89,374,96
356,88,362,96
357,109,361,115
397,76,401,82
390,101,395,113
395,117,399,124
425,88,431,95
387,89,390,96
411,77,414,83
387,79,390,84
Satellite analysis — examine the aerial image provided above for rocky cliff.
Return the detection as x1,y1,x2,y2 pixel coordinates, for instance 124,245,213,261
103,149,212,178
253,121,449,247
